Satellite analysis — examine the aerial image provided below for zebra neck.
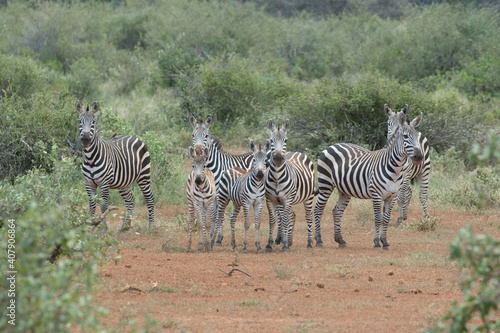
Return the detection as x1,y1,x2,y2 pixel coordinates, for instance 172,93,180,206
83,135,106,166
268,160,289,184
196,179,212,192
384,132,407,178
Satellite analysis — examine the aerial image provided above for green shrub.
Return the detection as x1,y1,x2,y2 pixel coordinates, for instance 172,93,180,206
109,13,148,51
0,55,47,101
65,57,103,101
426,226,500,333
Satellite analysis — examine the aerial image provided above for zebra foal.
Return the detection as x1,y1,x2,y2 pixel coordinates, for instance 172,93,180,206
265,119,316,253
186,146,216,253
76,101,154,231
314,105,423,250
213,140,270,254
189,114,253,246
386,104,431,224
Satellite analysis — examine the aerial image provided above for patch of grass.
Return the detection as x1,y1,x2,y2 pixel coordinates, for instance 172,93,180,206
240,299,264,306
163,318,183,329
327,265,355,279
404,217,440,232
154,285,180,293
287,321,324,333
160,236,186,253
271,263,299,280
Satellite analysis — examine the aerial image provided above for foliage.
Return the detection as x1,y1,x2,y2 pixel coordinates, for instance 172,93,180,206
426,226,500,333
0,154,122,332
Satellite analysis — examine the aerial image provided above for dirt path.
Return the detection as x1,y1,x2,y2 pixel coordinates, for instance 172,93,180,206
95,203,499,332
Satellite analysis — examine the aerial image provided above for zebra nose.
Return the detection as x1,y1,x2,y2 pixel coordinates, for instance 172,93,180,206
411,147,423,165
195,176,203,185
274,151,284,164
81,132,91,146
256,169,264,180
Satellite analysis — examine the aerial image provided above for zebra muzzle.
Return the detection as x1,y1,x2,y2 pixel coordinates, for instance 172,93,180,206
411,148,423,165
195,177,203,185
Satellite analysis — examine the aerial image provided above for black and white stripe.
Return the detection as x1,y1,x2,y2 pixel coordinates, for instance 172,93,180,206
213,140,270,253
186,146,216,253
265,119,315,253
314,105,423,249
77,101,154,231
386,105,431,224
189,114,254,245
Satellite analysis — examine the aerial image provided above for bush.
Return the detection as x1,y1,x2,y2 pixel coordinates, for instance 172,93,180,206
0,55,47,101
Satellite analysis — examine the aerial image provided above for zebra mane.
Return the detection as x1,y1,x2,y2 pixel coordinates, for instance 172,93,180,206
209,135,224,151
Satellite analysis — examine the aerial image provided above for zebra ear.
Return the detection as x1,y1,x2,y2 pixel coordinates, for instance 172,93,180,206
268,119,276,131
249,139,255,152
189,113,197,128
205,115,213,129
398,111,407,126
401,104,409,115
92,101,100,114
265,139,271,152
189,146,195,158
75,101,83,113
384,104,393,116
283,119,291,132
410,112,423,128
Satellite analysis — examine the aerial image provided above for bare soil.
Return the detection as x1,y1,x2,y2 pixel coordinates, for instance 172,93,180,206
96,202,499,333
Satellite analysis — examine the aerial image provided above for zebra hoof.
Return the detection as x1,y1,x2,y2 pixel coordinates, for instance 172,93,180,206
383,246,390,251
257,249,263,254
242,249,247,254
374,246,382,250
265,245,273,253
215,242,222,247
338,243,347,248
316,242,323,248
281,247,289,253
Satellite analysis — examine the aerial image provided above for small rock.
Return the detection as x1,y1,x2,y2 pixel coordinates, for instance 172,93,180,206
388,271,394,276
398,279,404,284
125,265,132,268
368,276,374,282
354,289,360,292
317,283,325,288
410,288,422,294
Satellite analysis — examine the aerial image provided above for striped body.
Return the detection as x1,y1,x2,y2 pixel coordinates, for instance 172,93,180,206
214,140,269,253
386,105,431,224
265,119,315,252
314,105,423,249
186,147,216,253
77,101,154,231
189,114,253,245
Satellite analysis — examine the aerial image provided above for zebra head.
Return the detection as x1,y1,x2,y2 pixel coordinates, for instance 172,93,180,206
76,100,99,149
189,113,213,153
385,103,410,141
268,119,290,168
398,111,424,165
250,139,270,181
189,146,209,186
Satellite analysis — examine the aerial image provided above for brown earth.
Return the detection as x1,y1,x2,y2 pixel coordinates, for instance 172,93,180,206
95,202,499,333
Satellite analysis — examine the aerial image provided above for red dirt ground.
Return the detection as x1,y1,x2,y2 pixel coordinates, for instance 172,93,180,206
95,203,499,333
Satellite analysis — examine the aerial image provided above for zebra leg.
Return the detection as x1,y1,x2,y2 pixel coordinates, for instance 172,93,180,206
202,204,212,253
402,186,412,222
275,205,283,245
380,198,397,250
213,200,224,246
419,175,430,218
196,205,204,253
280,203,293,253
313,189,333,248
187,202,195,252
254,200,264,254
288,210,296,247
212,197,229,249
396,179,409,225
229,204,241,252
333,194,351,248
138,183,155,229
372,196,384,249
100,184,111,232
85,183,98,224
265,200,277,253
304,198,314,250
118,187,135,231
242,204,251,254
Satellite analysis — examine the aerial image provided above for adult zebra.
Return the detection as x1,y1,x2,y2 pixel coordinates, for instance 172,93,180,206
386,104,431,224
76,101,154,231
189,114,253,245
265,119,315,253
213,140,270,254
314,105,423,250
186,146,216,253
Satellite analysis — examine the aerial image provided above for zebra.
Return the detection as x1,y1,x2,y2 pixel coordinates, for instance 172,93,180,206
186,146,216,253
76,101,154,231
314,105,423,250
189,114,254,245
212,140,270,254
386,104,431,224
265,119,316,253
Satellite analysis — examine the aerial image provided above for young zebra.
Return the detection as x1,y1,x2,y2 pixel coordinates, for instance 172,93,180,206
265,119,316,253
314,105,423,250
189,114,253,245
76,101,154,231
213,140,270,254
186,146,216,253
386,104,431,224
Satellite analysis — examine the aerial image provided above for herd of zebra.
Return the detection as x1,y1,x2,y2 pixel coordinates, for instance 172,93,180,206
76,101,430,253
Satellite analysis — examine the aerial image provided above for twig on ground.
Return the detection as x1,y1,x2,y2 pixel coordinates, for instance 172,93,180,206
218,268,252,278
